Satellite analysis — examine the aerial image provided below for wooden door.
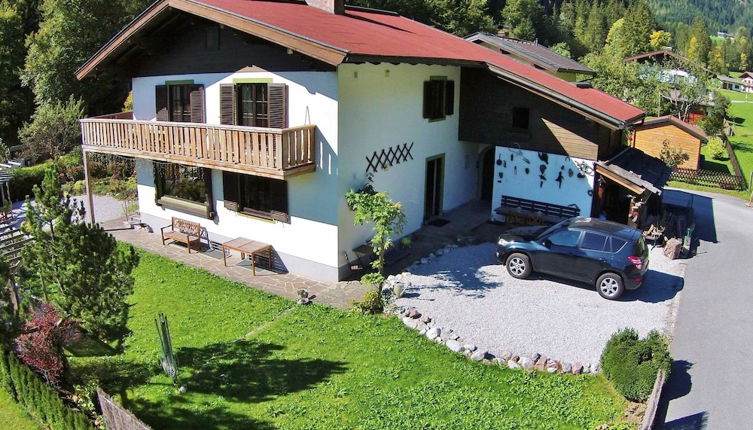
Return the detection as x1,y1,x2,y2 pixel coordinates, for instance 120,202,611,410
424,155,444,220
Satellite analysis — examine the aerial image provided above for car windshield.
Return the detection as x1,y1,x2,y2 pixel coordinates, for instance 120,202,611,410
535,219,570,241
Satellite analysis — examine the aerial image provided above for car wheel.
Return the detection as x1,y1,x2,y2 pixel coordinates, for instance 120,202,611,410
506,253,532,279
596,273,624,300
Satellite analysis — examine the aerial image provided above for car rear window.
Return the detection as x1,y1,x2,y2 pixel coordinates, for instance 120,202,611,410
581,232,607,251
634,236,647,256
609,237,627,253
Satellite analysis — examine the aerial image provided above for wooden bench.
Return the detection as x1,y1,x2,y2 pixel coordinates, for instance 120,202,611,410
495,195,580,225
161,217,202,253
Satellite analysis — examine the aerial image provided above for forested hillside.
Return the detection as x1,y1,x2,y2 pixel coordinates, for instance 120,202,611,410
649,0,753,33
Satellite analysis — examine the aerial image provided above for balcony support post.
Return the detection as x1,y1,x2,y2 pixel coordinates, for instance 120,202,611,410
82,149,96,225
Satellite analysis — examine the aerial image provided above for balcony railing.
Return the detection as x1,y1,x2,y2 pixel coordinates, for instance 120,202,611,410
80,117,316,179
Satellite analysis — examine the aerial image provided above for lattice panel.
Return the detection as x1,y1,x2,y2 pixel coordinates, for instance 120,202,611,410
365,142,414,173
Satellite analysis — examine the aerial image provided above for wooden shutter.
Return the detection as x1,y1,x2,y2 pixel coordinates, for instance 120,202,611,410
189,85,205,123
423,81,432,119
219,84,236,125
444,80,455,115
153,163,164,203
222,171,239,211
155,85,168,121
203,168,215,218
267,83,288,129
269,179,289,223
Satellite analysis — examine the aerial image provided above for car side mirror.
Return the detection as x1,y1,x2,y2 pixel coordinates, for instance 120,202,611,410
542,238,552,248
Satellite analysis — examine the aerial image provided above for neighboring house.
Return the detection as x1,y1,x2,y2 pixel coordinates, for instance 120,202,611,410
630,115,708,170
623,49,710,85
466,33,595,82
739,72,753,93
76,0,644,282
718,74,743,92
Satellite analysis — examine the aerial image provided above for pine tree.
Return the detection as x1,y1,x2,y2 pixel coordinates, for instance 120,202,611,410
502,0,543,41
20,167,139,346
583,2,608,53
686,16,711,65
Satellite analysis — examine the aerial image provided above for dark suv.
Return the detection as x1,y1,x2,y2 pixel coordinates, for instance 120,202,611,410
496,217,649,300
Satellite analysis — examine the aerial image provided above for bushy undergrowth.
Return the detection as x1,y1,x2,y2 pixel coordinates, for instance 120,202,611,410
601,328,672,402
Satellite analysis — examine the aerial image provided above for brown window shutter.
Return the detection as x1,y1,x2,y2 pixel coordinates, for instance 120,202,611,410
269,179,289,223
203,168,214,218
423,81,432,118
155,85,168,121
222,170,239,211
219,84,236,125
267,83,288,129
190,85,205,123
445,80,455,115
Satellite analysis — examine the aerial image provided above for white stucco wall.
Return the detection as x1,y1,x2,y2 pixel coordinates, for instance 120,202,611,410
491,147,595,222
336,63,478,264
131,71,342,281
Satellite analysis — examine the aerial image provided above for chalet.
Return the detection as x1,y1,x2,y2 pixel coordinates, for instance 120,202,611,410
77,0,645,282
631,115,708,170
623,49,710,85
465,33,595,82
739,72,753,93
718,74,743,92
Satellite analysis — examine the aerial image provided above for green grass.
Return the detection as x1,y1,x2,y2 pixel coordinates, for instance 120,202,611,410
70,250,628,430
0,390,39,430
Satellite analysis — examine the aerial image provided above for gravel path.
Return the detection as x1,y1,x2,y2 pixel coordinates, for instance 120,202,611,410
4,194,126,230
395,242,685,365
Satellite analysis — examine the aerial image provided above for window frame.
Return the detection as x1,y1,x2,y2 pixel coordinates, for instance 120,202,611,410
236,83,269,127
223,171,289,222
154,162,214,219
168,84,193,123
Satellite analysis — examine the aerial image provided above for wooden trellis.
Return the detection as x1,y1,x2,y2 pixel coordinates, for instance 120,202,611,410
365,142,414,173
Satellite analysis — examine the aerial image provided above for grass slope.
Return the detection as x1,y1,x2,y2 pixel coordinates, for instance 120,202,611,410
71,250,627,430
0,390,39,430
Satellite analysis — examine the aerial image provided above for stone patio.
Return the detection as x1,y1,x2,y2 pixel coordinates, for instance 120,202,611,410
101,218,370,309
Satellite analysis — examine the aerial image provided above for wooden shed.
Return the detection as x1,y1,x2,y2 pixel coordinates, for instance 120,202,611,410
630,115,708,170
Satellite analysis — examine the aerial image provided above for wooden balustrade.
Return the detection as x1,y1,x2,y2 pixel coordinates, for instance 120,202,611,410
80,118,316,179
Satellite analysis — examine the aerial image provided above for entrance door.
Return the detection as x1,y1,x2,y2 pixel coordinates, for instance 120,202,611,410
481,148,494,201
424,155,444,220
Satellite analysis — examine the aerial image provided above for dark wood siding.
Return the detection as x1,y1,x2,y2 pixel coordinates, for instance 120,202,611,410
459,67,613,161
124,14,334,76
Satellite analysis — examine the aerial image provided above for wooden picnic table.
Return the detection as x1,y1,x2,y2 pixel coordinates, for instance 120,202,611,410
221,237,273,276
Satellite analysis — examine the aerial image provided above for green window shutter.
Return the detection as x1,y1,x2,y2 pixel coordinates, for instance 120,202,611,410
222,171,239,211
219,84,236,125
444,80,455,115
267,83,288,129
155,85,168,121
189,85,205,123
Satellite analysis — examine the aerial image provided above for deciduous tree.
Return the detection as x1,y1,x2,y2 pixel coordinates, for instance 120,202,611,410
18,96,84,162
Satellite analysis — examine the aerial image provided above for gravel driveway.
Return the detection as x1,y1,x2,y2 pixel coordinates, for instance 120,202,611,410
395,242,685,365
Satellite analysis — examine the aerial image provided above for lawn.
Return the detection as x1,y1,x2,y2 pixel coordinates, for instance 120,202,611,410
70,250,629,430
0,390,39,430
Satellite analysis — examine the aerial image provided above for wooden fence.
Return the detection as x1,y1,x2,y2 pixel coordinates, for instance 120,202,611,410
97,390,152,430
670,167,745,190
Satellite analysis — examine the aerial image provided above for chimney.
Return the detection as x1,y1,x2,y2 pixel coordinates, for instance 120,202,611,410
305,0,344,14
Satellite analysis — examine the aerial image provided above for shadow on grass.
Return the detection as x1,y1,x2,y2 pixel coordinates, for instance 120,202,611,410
732,139,753,153
129,397,277,430
700,159,730,174
177,339,346,403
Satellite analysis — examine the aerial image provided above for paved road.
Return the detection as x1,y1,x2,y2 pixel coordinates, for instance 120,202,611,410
660,189,753,429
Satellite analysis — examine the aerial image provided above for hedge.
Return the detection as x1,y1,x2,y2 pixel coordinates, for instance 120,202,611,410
9,162,51,202
0,348,92,430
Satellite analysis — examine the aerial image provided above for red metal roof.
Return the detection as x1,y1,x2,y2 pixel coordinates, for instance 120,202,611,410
191,0,643,124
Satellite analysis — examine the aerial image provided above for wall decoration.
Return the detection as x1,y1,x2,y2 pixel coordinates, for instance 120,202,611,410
538,152,549,164
568,168,574,177
497,154,502,166
539,174,546,187
514,166,518,175
525,167,530,174
365,142,414,173
539,164,546,174
556,171,564,188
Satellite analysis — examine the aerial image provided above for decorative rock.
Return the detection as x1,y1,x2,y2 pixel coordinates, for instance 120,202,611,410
534,357,547,371
507,359,521,369
531,353,541,363
561,362,572,374
426,327,441,340
407,309,421,319
401,317,419,329
449,333,459,340
471,350,487,361
464,350,473,357
415,321,428,332
591,362,601,373
446,339,464,352
582,364,591,374
518,356,534,370
418,328,427,335
546,360,559,373
497,358,507,368
420,315,432,324
499,351,512,361
572,363,583,375
481,359,493,365
464,344,477,352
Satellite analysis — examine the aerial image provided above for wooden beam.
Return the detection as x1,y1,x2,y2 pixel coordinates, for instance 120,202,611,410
82,150,96,224
595,166,645,195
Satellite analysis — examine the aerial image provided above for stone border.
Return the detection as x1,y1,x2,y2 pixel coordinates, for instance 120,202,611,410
383,245,600,375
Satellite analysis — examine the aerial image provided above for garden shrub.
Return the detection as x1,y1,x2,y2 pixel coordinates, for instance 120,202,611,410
0,348,92,429
601,329,672,402
352,289,383,314
10,161,51,201
360,272,385,288
706,137,727,161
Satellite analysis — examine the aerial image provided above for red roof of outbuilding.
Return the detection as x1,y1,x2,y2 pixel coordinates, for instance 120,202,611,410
78,0,645,125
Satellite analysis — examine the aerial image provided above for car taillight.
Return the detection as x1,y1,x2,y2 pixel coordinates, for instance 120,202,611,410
628,256,643,270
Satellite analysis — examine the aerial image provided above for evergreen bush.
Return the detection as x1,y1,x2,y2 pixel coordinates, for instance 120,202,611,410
600,328,672,402
352,289,384,315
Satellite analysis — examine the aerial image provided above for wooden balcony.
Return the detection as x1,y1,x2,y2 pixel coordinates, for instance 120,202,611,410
80,117,316,179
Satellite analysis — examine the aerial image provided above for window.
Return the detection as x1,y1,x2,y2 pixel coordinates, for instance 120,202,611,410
546,229,581,247
581,232,608,251
155,164,208,205
169,85,193,122
237,83,268,127
422,78,454,120
608,237,627,253
512,107,530,130
223,171,289,222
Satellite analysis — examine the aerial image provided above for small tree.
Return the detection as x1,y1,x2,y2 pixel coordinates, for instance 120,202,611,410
21,166,139,346
19,96,85,162
706,137,727,161
659,140,690,169
345,181,406,289
14,303,80,388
